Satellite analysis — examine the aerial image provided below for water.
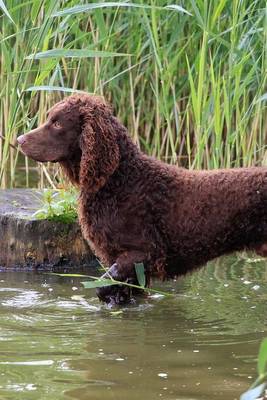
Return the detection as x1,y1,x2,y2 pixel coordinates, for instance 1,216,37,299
0,255,266,400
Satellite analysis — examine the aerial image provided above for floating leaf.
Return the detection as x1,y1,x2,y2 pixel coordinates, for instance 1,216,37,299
71,295,85,301
49,273,172,297
82,279,117,289
135,262,146,287
110,310,123,316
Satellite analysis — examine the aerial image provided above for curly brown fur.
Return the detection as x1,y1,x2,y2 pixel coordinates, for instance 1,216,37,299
17,93,267,305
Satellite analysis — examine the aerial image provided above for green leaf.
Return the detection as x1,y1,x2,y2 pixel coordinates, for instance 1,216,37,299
31,0,42,22
32,209,48,219
258,93,267,102
50,203,64,215
0,0,14,23
135,263,146,287
258,338,267,375
32,189,78,224
110,310,123,316
49,273,172,297
165,4,192,16
25,49,130,60
82,279,118,289
52,2,154,17
240,383,266,400
52,2,192,17
25,85,85,93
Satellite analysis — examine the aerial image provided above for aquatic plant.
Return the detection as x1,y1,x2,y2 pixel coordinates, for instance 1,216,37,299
53,262,171,297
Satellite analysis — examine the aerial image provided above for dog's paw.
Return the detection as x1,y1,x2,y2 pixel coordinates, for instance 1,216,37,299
96,284,132,306
96,263,141,305
96,263,132,305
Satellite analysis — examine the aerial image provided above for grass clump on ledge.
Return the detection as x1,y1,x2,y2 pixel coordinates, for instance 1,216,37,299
33,189,78,224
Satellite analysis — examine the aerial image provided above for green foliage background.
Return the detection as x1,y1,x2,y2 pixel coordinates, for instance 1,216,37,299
0,0,266,188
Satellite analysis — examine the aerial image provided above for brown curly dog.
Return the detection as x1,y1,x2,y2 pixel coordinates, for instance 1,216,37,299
17,93,267,305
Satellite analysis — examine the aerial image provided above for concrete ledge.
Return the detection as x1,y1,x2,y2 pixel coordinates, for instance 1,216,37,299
0,189,94,268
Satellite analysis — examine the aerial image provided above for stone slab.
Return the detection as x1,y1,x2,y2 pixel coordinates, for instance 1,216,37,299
0,189,94,268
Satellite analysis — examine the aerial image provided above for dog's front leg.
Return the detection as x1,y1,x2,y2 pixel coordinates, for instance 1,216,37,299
96,251,147,305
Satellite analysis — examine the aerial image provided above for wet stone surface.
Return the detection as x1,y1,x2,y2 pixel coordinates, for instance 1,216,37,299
0,189,93,268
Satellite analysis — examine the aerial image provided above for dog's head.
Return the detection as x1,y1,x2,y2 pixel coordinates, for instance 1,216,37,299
17,94,120,189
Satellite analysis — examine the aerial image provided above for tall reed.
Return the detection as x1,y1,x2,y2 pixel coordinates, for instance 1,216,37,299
0,0,266,188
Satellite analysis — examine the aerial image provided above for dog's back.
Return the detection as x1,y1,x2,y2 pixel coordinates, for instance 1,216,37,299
162,167,267,275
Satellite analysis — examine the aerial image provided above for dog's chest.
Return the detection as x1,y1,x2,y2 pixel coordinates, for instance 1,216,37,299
78,199,115,258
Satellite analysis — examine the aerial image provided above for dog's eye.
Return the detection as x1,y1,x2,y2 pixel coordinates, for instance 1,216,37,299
53,121,61,129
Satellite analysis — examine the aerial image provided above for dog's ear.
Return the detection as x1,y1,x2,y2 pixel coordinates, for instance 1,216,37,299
79,99,120,192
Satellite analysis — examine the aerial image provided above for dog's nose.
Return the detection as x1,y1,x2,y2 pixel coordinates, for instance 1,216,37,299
17,135,26,145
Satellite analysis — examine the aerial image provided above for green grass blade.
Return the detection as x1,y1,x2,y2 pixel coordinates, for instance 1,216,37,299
25,85,88,93
82,280,118,289
52,2,153,17
258,93,267,102
52,2,192,17
26,49,131,60
134,263,146,287
258,338,267,376
165,4,192,16
0,0,14,23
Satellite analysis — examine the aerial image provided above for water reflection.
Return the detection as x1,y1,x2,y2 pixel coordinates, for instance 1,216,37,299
0,254,266,399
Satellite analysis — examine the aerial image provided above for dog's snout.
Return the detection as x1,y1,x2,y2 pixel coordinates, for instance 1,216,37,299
17,135,26,145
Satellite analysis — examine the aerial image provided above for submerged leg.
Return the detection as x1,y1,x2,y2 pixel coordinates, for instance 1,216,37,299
96,251,147,305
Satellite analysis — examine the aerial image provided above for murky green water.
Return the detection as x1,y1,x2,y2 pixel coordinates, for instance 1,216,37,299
0,255,266,400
